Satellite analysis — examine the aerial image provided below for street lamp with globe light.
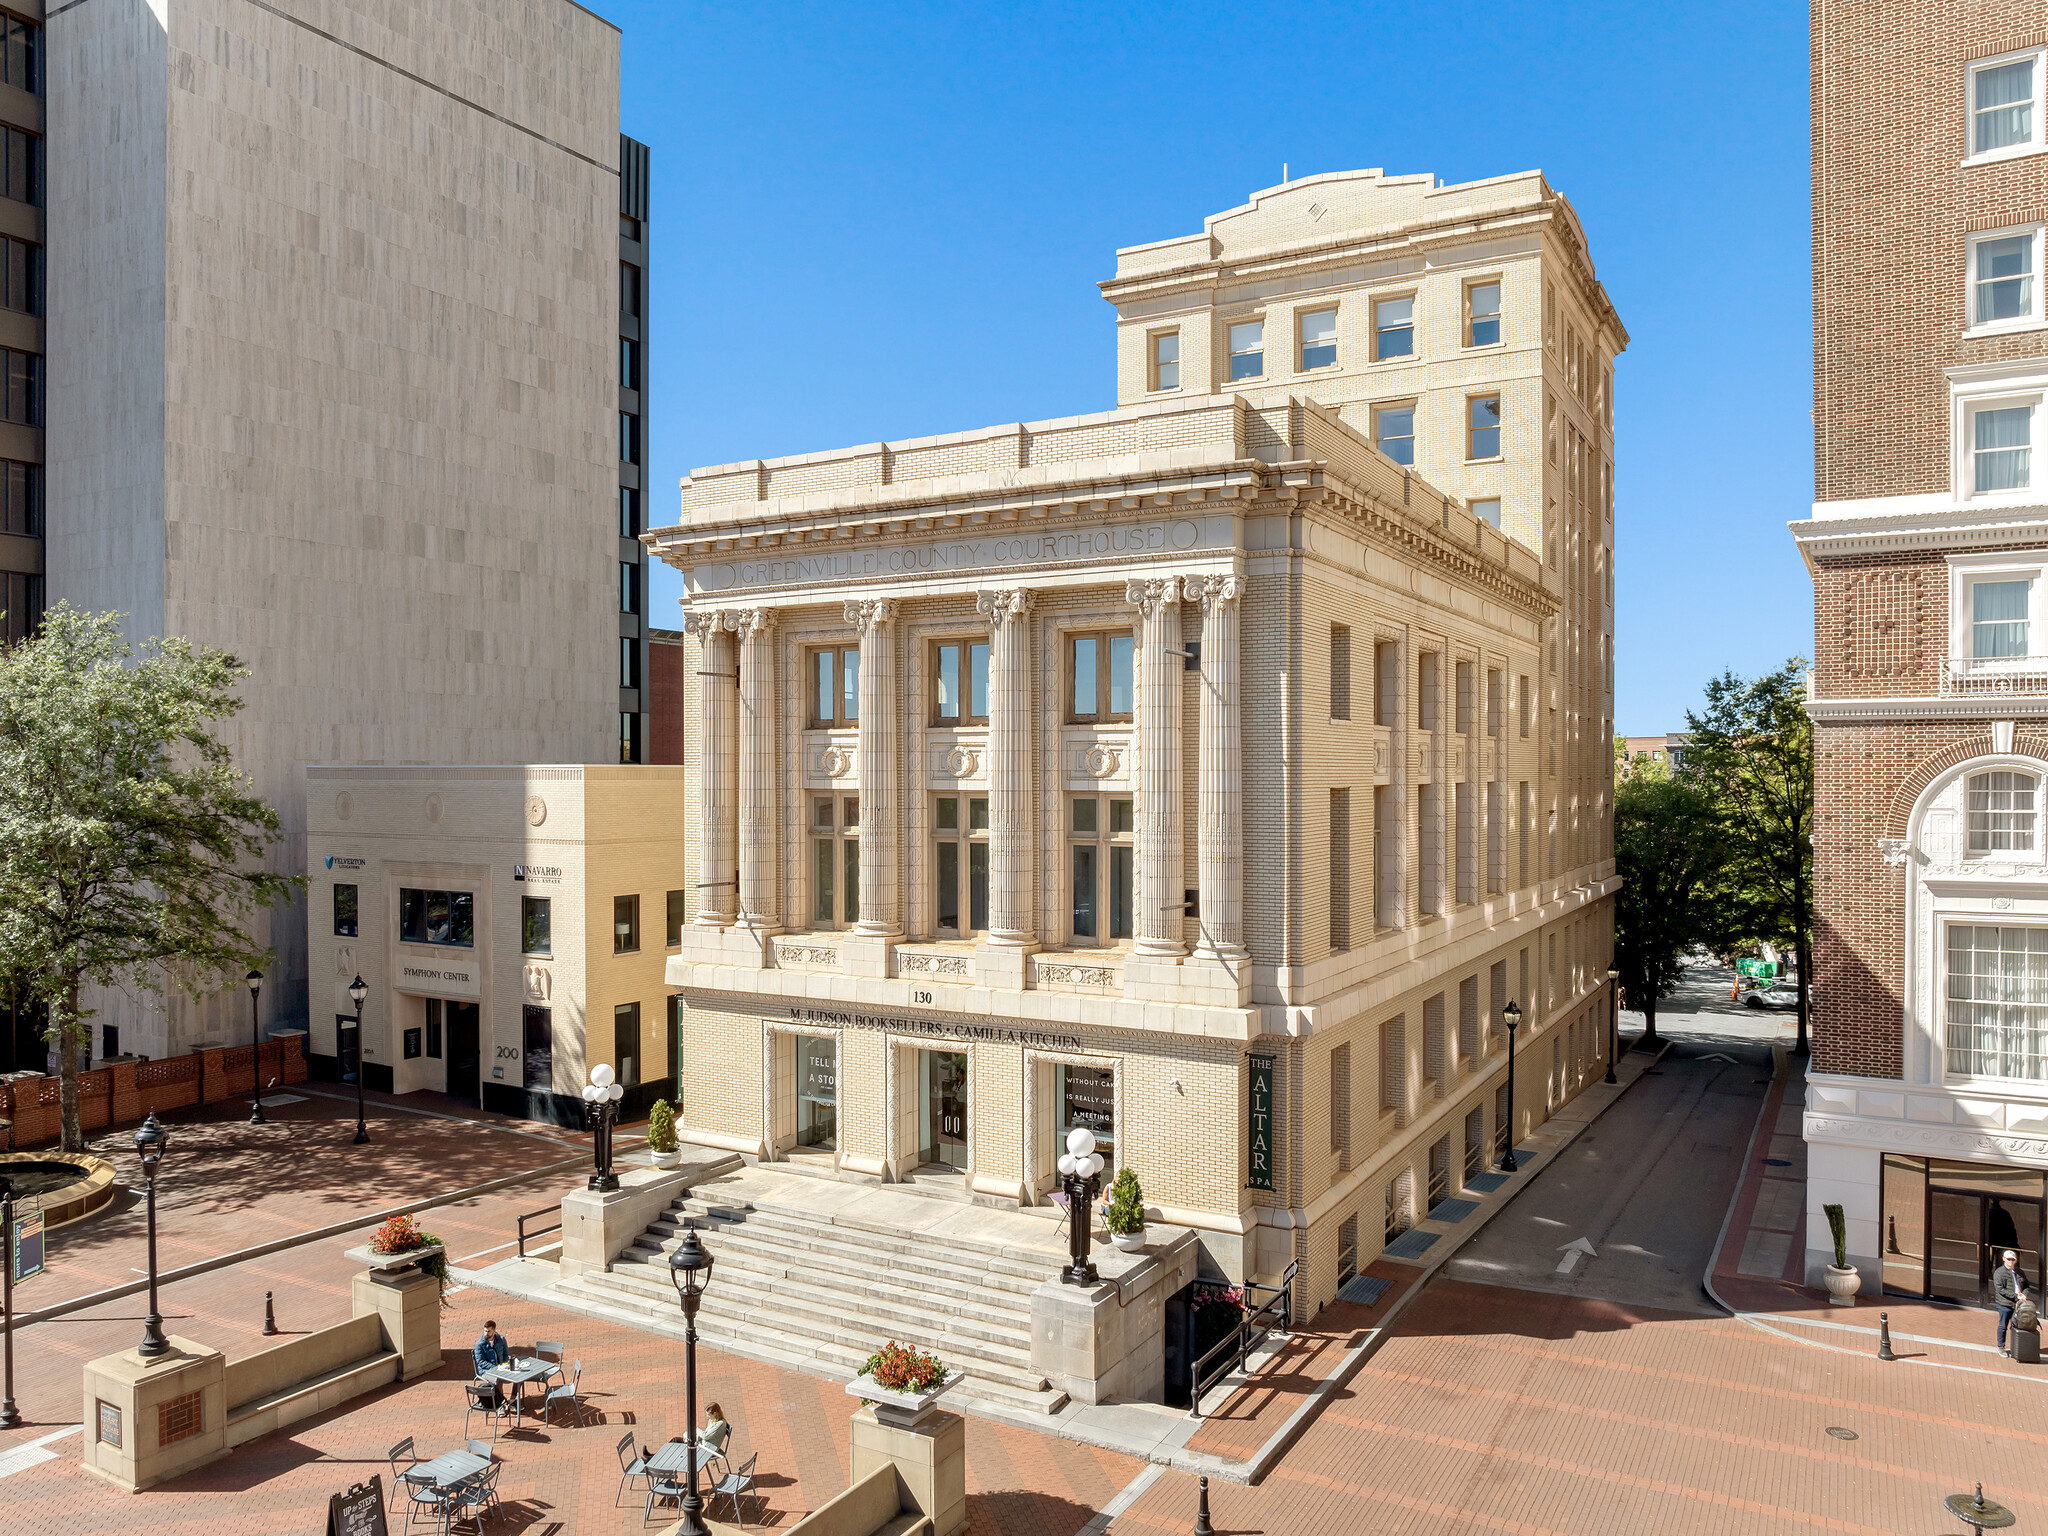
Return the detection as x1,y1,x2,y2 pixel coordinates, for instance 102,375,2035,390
134,1112,171,1357
1499,1001,1523,1173
245,969,266,1123
347,974,369,1145
583,1063,625,1192
666,1228,715,1536
1605,967,1621,1084
1058,1127,1107,1286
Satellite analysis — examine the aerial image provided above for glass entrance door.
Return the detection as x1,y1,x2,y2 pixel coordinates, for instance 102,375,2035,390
444,1001,480,1104
918,1050,967,1171
797,1034,837,1150
1929,1191,1988,1304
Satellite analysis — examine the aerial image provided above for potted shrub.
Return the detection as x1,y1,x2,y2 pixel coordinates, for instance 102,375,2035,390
648,1098,681,1169
1822,1203,1860,1306
1105,1167,1147,1252
346,1212,452,1307
845,1339,962,1426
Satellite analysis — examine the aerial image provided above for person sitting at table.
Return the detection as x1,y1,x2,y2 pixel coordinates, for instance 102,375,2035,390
701,1402,732,1455
473,1319,512,1415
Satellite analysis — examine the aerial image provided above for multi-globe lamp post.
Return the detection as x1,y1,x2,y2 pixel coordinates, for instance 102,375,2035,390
1058,1127,1107,1286
583,1064,625,1192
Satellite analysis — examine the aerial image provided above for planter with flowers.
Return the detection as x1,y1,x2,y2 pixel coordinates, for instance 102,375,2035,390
648,1099,682,1169
845,1339,963,1425
1189,1281,1247,1364
346,1212,452,1305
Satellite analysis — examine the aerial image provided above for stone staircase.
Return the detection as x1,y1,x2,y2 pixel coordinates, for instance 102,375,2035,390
553,1176,1072,1415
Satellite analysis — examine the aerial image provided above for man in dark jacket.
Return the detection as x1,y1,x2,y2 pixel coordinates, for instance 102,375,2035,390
1993,1250,2030,1355
473,1319,512,1413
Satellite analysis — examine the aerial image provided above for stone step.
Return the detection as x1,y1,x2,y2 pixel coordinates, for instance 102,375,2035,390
663,1198,1061,1286
645,1211,1048,1300
678,1180,1076,1269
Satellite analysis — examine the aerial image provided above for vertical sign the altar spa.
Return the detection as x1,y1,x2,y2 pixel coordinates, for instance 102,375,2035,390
1247,1054,1275,1191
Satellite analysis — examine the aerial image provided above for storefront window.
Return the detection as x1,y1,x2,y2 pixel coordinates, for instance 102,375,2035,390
1069,796,1134,944
614,1002,640,1088
935,795,989,936
798,1034,837,1150
522,1005,552,1093
1057,1063,1115,1168
812,795,859,927
521,896,550,956
1881,1153,2044,1302
333,884,357,937
399,887,473,947
919,1049,967,1171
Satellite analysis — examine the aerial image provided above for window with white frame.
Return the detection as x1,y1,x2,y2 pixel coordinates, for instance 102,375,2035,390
1373,402,1416,466
1151,331,1180,391
934,793,989,935
1299,308,1338,371
1228,319,1264,380
1967,770,2038,853
1945,923,2048,1081
811,794,859,928
1465,281,1502,347
1969,49,2043,160
1969,227,2041,332
1373,295,1414,359
1068,794,1133,945
1972,578,2031,657
1973,403,2033,491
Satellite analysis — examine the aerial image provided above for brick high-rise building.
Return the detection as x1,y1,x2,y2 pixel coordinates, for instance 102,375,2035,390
1795,3,2048,1299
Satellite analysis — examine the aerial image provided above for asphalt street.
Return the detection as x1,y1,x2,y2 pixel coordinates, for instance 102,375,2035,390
1441,958,1786,1314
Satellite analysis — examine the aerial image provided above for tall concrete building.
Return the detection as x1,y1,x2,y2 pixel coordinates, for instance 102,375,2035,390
645,169,1625,1379
1795,3,2048,1300
39,0,634,1058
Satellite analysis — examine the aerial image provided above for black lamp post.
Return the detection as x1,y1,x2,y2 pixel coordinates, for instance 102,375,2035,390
246,969,266,1123
583,1065,624,1193
1058,1128,1106,1286
0,1169,19,1427
1499,1001,1523,1173
666,1228,716,1536
134,1112,170,1357
347,974,369,1145
1605,967,1620,1085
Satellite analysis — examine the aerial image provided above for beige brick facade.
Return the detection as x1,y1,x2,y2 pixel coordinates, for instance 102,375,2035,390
649,171,1625,1312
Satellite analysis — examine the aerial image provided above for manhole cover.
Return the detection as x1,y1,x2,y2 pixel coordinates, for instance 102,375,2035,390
1765,1158,1792,1167
1825,1427,1858,1441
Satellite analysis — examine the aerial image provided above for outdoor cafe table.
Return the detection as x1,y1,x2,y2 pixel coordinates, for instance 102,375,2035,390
406,1448,492,1490
487,1357,558,1428
647,1438,726,1477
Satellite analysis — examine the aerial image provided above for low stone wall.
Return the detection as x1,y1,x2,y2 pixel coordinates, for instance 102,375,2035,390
224,1314,384,1415
0,1034,308,1148
785,1463,932,1536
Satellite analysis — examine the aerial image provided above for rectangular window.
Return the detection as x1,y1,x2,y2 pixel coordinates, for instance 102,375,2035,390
809,647,860,726
333,884,358,937
620,336,637,389
934,794,991,935
812,795,860,927
1972,578,2030,657
620,411,638,464
621,636,640,690
613,894,640,954
1375,641,1399,727
1417,651,1440,732
665,889,687,946
1468,394,1502,459
1068,631,1135,722
0,128,37,206
523,1004,552,1092
399,888,474,948
619,261,640,317
1466,281,1502,347
1151,330,1180,391
1069,794,1134,944
1330,625,1351,720
0,17,36,95
1374,403,1415,466
0,460,39,538
1486,668,1503,737
1972,230,2039,327
615,1002,642,1088
0,235,35,316
1471,498,1502,529
1973,406,2033,492
0,348,36,426
1968,771,2037,852
1454,660,1474,735
1330,788,1351,952
1972,53,2040,156
620,561,638,613
619,486,639,538
933,640,990,724
1373,295,1413,360
1228,319,1264,380
1946,924,2048,1080
1299,307,1337,371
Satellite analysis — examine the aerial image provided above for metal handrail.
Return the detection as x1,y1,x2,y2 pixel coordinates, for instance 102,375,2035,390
1188,1260,1297,1418
516,1205,563,1258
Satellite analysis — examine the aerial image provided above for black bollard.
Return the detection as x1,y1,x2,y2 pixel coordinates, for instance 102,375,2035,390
1878,1312,1895,1362
263,1290,278,1336
1193,1475,1213,1536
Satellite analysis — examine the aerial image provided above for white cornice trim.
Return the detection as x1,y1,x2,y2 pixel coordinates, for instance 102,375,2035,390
1789,504,2048,556
1806,694,2048,722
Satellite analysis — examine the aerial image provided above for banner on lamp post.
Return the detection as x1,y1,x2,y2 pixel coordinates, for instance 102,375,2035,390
1247,1054,1275,1191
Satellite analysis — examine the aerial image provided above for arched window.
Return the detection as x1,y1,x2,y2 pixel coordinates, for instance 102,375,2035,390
1966,770,2038,854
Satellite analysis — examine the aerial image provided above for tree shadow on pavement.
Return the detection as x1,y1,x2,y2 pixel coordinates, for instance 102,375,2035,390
970,1489,1125,1536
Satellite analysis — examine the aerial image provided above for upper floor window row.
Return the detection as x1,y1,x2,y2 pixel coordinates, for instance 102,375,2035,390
1214,284,1507,385
810,633,1135,728
1969,48,2044,161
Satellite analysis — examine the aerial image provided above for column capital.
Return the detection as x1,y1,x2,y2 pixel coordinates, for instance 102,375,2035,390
1124,577,1181,618
976,587,1034,627
725,607,779,636
844,597,897,633
1182,573,1244,613
682,608,730,640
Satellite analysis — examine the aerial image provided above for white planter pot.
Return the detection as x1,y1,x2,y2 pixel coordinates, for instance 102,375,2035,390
345,1241,445,1274
650,1149,682,1169
847,1367,964,1426
1823,1264,1861,1307
1110,1230,1146,1252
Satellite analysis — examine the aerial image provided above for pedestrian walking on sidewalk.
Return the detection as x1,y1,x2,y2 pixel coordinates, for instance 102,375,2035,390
1993,1250,2030,1355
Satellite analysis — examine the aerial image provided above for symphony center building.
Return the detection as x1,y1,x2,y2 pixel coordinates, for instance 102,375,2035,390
651,169,1626,1309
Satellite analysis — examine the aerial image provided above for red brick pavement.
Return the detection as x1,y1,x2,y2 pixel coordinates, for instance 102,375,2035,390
2,1286,1141,1536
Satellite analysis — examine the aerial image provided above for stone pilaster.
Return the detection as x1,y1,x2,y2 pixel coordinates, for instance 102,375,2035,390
1126,577,1185,961
1185,574,1246,962
847,598,902,950
685,609,737,926
976,588,1037,987
731,608,780,932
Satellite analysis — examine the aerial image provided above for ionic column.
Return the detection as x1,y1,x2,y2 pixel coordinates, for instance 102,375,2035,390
731,607,780,932
684,608,737,926
977,587,1036,947
1126,577,1185,958
846,598,902,937
1185,574,1246,960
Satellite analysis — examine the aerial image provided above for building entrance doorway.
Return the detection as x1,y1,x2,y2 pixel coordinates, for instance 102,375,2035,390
797,1034,837,1151
1883,1153,2046,1304
918,1050,967,1171
444,1001,480,1104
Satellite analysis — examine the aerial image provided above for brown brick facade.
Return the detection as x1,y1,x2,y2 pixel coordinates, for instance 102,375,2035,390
1814,1,2048,502
649,629,687,766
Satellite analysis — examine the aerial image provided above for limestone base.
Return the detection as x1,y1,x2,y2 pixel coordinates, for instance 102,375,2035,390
848,1403,966,1536
1030,1229,1198,1405
350,1266,442,1380
80,1337,229,1493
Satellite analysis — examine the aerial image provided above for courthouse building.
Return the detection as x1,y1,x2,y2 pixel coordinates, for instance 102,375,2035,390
1794,5,2048,1299
649,168,1625,1306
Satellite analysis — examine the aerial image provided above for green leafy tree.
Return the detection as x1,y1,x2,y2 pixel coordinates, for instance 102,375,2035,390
1613,773,1724,1045
1682,659,1815,1053
0,605,301,1150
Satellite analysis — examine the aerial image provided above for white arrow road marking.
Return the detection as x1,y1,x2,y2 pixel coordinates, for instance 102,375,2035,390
1554,1236,1597,1275
1699,1053,1738,1063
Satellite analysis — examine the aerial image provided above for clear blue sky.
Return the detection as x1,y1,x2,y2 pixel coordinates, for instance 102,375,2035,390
590,0,1813,734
